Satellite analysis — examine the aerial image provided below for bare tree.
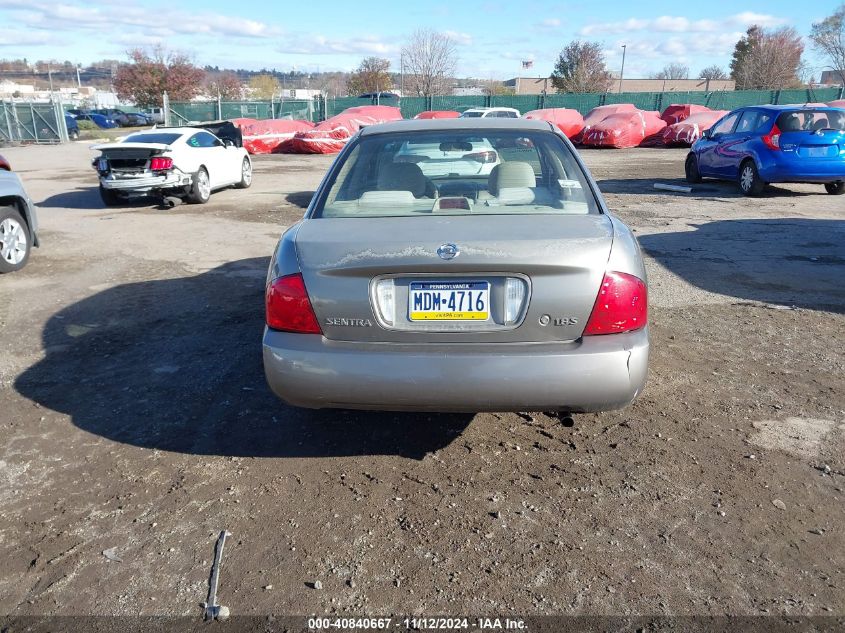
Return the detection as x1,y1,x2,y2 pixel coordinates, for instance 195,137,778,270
481,79,514,96
550,41,612,93
699,65,728,81
346,57,392,96
810,4,845,85
401,29,458,96
205,72,243,100
316,71,349,97
653,63,690,80
732,26,804,89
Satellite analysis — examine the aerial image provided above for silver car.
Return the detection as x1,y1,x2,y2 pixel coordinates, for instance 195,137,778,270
263,118,648,412
0,154,39,273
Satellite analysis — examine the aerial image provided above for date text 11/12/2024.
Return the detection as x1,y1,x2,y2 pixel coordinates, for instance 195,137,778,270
307,616,527,630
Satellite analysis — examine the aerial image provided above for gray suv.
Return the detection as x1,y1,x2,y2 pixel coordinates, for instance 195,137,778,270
0,154,39,273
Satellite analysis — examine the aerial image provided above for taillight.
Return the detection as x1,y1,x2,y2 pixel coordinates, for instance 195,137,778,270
0,156,10,171
583,271,647,336
149,156,173,171
464,150,498,163
265,273,322,334
762,124,781,151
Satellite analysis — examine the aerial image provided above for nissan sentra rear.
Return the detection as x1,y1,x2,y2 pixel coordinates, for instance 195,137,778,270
262,118,649,412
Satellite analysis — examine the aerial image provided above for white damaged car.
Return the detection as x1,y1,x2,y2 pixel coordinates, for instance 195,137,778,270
92,125,252,206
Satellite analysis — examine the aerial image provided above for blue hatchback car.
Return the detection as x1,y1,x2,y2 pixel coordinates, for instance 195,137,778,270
685,105,845,196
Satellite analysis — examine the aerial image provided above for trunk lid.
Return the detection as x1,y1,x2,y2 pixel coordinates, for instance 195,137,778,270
295,214,613,343
93,143,171,173
780,130,845,159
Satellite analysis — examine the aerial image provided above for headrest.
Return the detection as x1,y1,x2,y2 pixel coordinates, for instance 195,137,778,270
489,162,535,195
780,114,801,132
378,162,427,198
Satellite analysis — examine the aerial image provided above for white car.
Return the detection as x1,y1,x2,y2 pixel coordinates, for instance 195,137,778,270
394,137,501,177
459,107,521,119
92,126,252,206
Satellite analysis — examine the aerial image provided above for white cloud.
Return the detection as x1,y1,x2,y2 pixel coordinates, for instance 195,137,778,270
443,31,473,46
580,12,785,36
0,28,56,46
1,1,281,39
535,17,561,29
729,12,788,28
278,35,398,56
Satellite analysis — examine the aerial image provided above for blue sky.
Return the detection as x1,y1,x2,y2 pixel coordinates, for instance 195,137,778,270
0,0,839,80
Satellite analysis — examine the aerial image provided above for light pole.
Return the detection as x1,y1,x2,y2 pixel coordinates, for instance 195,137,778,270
618,44,627,94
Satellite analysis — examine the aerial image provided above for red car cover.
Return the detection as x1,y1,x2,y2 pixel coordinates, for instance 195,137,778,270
415,110,460,119
661,110,730,146
582,109,667,148
660,104,711,125
279,106,403,154
522,108,585,138
229,118,259,129
828,100,845,109
240,119,315,154
575,104,637,143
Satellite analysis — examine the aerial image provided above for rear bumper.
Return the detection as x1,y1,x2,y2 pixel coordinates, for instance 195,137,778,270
263,327,649,412
758,159,845,184
100,171,191,192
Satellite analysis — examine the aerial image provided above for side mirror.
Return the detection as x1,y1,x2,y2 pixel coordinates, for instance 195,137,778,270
702,129,712,139
222,139,235,148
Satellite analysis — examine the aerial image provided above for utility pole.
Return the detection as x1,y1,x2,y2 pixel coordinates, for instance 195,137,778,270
618,44,627,94
48,64,54,92
76,66,81,88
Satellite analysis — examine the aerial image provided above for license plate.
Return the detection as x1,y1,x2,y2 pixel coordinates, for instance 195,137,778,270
409,281,489,321
804,145,833,158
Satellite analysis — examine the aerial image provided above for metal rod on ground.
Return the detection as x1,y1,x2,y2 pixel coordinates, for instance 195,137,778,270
654,183,692,193
203,530,231,620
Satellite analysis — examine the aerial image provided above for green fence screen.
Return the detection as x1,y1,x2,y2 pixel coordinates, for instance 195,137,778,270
169,99,315,125
1,100,68,144
170,87,845,125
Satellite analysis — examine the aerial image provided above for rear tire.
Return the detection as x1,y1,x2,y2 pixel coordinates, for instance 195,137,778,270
738,160,765,196
0,206,31,273
188,167,211,204
824,181,844,195
684,154,702,183
235,157,252,189
99,184,122,206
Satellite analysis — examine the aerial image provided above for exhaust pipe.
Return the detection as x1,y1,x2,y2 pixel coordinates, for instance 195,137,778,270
162,196,182,208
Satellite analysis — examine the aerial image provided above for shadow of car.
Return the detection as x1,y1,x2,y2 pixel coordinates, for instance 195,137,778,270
14,258,472,459
639,218,845,313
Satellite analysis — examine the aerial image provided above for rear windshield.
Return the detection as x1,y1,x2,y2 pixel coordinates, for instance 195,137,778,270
776,109,845,132
313,130,599,218
123,133,182,145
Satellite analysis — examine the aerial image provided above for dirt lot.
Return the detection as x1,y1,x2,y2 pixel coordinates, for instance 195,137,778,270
0,141,843,621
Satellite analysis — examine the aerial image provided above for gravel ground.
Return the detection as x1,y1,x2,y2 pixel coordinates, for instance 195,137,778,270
0,141,843,620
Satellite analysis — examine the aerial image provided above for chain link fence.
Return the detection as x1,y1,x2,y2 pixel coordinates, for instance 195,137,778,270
7,87,836,145
0,100,69,144
316,87,844,122
166,87,844,127
167,97,316,125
